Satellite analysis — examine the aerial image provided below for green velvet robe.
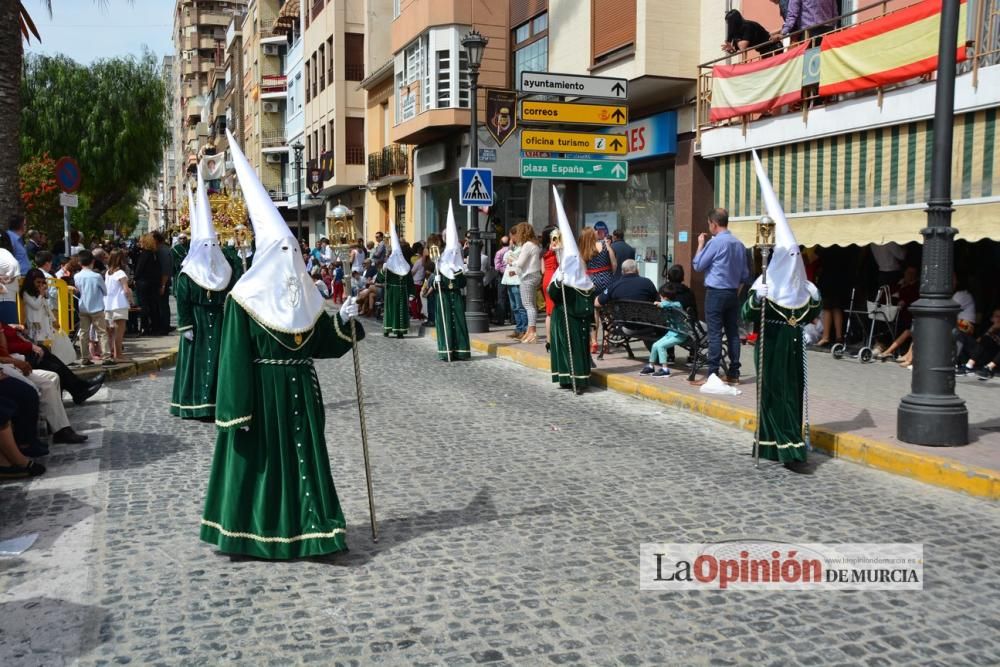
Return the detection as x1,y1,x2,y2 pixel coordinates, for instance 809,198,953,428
170,272,234,419
383,270,412,337
434,272,470,361
222,245,251,281
171,244,189,278
548,281,595,390
742,295,822,463
200,298,365,559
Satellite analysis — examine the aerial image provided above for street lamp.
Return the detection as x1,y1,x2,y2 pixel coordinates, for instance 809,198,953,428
292,141,305,242
461,29,489,334
897,0,968,445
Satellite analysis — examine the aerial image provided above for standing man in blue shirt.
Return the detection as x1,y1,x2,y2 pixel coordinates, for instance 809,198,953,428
7,215,31,276
692,208,750,385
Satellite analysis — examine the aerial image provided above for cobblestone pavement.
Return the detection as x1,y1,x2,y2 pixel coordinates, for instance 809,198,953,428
1,330,999,666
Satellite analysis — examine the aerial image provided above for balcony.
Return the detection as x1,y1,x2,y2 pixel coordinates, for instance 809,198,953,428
261,129,287,149
263,179,288,202
367,145,409,185
695,0,1000,153
261,74,288,98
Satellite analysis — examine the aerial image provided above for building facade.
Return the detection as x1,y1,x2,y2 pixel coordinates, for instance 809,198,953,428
171,0,249,224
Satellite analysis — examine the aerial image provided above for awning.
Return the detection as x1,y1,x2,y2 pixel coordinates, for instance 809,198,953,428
730,199,1000,247
272,0,299,34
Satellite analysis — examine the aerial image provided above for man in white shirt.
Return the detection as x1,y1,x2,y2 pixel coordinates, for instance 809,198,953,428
870,242,907,291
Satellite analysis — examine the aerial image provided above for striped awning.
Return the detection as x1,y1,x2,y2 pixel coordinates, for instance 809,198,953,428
272,0,299,34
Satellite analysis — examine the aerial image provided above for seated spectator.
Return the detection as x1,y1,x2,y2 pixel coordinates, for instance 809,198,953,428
2,322,103,404
20,268,76,365
0,373,46,475
313,269,331,299
639,283,691,378
595,259,658,307
661,264,697,318
876,266,920,360
957,308,1000,380
723,9,782,57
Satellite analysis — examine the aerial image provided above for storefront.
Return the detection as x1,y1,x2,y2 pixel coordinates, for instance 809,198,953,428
578,111,678,284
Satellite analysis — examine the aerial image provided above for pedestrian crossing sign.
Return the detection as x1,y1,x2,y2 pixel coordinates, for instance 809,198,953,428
459,167,493,206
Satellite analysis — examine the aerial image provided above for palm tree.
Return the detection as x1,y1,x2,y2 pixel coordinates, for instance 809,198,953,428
0,2,113,226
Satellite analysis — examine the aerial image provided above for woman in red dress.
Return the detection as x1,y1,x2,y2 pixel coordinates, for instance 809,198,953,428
540,225,560,351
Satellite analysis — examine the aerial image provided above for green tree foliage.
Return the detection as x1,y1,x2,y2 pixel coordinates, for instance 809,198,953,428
20,52,167,239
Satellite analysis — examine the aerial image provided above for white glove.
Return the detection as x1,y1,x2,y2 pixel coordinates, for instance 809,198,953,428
183,330,194,341
339,296,358,321
753,283,769,301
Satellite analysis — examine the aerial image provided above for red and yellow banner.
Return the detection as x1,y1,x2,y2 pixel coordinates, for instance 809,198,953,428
710,43,808,122
819,0,967,97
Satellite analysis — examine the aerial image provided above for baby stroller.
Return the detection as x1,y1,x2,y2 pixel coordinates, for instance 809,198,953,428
832,286,899,363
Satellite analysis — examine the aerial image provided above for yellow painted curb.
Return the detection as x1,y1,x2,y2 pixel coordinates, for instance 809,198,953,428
458,333,999,500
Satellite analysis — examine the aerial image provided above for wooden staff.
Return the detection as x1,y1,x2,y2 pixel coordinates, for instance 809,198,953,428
348,310,377,541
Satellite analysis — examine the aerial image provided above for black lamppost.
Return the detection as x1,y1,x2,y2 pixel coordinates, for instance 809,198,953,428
462,29,488,334
897,0,968,445
292,141,305,241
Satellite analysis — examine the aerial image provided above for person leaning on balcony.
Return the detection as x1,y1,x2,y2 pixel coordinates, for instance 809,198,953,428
772,0,838,43
722,10,783,58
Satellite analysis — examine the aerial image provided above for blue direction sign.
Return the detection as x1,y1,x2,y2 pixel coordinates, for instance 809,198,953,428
459,167,493,206
55,156,82,193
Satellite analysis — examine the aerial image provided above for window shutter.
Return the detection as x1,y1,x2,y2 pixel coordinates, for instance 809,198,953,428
591,0,636,60
345,33,365,81
511,0,547,28
345,117,365,165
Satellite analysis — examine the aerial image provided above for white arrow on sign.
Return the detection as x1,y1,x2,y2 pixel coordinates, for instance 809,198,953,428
611,163,626,178
519,71,628,100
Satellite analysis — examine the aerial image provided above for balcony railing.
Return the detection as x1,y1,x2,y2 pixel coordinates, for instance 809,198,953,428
261,129,287,148
346,146,365,166
367,145,409,182
696,0,1000,146
263,180,287,202
261,75,287,94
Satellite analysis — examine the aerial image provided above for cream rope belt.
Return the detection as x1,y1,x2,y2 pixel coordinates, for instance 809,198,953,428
252,358,314,365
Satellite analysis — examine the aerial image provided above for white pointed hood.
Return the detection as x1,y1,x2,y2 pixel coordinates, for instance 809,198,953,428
551,186,593,291
438,200,464,279
186,186,198,238
181,164,233,291
226,129,324,333
385,222,410,276
750,150,816,308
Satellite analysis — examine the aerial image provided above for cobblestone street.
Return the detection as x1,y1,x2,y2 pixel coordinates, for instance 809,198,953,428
2,332,999,666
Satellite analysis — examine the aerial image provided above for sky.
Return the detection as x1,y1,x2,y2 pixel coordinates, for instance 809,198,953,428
24,0,175,65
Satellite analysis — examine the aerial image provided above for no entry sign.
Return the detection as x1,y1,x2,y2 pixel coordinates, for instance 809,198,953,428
55,156,82,193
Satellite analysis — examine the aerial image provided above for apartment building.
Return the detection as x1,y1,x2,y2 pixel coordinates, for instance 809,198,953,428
157,55,177,231
273,0,306,211
388,0,703,284
172,0,248,201
697,0,999,295
301,0,382,244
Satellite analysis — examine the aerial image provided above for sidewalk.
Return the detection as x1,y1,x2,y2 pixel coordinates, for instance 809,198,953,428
445,324,1000,500
72,333,178,382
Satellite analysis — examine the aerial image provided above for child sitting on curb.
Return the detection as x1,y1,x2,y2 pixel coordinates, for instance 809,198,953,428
640,284,689,378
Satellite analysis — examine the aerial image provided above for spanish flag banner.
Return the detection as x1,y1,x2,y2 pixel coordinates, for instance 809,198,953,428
710,43,808,122
819,0,967,97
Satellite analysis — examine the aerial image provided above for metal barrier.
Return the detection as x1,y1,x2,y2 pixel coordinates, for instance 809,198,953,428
14,277,75,334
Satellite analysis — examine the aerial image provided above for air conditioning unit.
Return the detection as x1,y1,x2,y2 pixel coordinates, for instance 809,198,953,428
262,101,280,113
263,44,280,56
265,153,283,164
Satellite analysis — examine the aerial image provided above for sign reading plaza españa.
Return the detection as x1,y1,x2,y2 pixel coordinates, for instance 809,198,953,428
519,71,628,100
519,100,628,126
521,129,628,155
520,157,628,182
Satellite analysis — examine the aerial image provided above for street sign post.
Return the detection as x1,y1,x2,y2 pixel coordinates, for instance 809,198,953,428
459,167,493,206
519,71,627,100
55,156,82,257
59,192,79,208
520,157,628,181
521,129,627,155
519,100,627,126
55,156,82,193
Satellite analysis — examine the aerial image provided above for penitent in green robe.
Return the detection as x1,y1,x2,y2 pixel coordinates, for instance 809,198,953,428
383,270,412,337
741,294,822,463
434,272,470,361
170,272,235,419
200,299,364,559
548,281,595,390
